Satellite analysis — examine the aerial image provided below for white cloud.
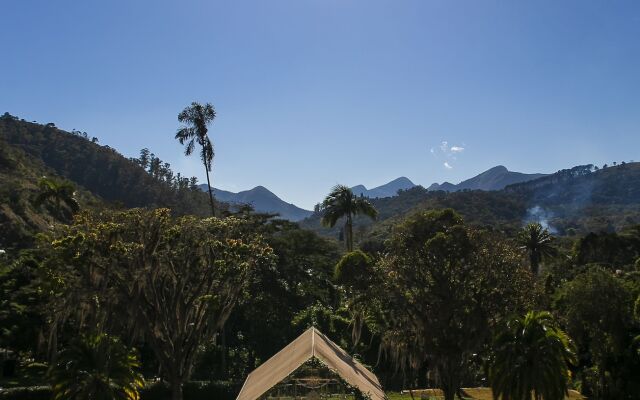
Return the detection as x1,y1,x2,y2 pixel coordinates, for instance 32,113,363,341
431,140,466,170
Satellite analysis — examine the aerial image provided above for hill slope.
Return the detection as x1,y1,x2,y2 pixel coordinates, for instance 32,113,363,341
0,116,217,215
428,166,547,191
0,129,105,248
351,177,416,198
302,163,640,244
199,184,312,221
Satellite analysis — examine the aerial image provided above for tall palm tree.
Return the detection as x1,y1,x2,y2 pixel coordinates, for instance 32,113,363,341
517,222,555,275
489,311,577,400
175,102,216,216
49,333,144,400
321,185,377,251
34,177,80,221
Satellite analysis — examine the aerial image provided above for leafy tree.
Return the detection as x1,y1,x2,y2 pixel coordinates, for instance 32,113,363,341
43,209,274,400
573,229,640,270
375,209,535,400
0,254,45,354
34,177,80,221
334,250,373,289
517,222,555,275
137,148,150,170
554,267,639,399
334,250,375,346
49,333,144,400
321,185,377,251
175,102,217,216
214,221,342,380
489,311,577,400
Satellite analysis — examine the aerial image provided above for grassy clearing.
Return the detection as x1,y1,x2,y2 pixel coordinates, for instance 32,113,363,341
386,388,584,400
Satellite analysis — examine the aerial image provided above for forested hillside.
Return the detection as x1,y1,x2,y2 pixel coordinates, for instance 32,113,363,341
0,131,104,248
302,163,640,245
1,113,639,400
0,114,225,248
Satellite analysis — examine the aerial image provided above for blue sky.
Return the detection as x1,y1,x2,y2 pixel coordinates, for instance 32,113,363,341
2,1,639,209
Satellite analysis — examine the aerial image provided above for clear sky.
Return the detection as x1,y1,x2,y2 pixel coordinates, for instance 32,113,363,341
2,1,639,209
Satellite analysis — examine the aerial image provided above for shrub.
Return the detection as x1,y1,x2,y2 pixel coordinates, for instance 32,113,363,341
0,386,52,400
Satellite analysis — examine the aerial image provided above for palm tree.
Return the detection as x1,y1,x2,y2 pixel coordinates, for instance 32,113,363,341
321,185,377,251
49,333,144,400
489,311,577,400
175,102,216,216
517,222,555,275
35,177,80,221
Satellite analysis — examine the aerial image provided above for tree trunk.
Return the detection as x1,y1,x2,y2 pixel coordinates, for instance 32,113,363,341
203,162,215,217
530,251,540,275
443,388,456,400
440,363,459,400
170,376,184,400
346,214,353,252
220,327,227,379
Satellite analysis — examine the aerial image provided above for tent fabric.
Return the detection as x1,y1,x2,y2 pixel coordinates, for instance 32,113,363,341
236,327,385,400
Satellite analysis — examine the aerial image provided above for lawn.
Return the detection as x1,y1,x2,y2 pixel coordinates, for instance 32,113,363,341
386,388,585,400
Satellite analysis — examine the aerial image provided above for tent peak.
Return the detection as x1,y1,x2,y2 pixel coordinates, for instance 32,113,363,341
236,328,385,400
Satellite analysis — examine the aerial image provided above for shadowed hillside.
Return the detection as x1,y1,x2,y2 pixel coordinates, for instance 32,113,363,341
428,165,547,191
0,115,219,214
200,184,312,221
0,115,226,248
302,163,640,245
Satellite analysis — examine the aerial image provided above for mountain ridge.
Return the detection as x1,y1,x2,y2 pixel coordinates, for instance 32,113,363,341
428,165,547,192
199,184,312,221
351,177,416,198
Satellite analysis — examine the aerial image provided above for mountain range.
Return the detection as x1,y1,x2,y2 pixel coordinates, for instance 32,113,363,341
2,116,638,248
427,165,547,192
199,184,313,221
351,177,416,198
199,167,549,221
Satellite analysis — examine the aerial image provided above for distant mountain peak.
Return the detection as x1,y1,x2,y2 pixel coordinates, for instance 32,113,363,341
199,184,311,221
351,177,416,199
428,166,547,192
388,176,414,185
487,165,508,173
248,185,278,197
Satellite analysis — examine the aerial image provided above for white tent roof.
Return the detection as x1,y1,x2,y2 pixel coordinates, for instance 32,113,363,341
236,327,385,400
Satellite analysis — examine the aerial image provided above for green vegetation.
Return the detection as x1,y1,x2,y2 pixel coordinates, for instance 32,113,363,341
489,311,576,400
175,102,217,216
1,113,640,400
517,223,556,275
42,208,273,400
321,184,378,251
49,333,144,400
34,177,80,222
370,209,535,400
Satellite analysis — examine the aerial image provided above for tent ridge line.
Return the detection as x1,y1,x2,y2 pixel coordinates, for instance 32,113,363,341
312,327,316,357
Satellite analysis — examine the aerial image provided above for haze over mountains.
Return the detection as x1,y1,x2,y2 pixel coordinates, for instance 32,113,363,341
199,184,313,221
427,166,548,192
2,116,638,244
203,166,548,221
351,177,417,198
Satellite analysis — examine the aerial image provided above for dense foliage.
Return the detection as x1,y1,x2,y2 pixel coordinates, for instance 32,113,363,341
489,311,576,400
49,333,144,400
41,209,273,400
370,210,536,400
2,114,640,400
0,115,218,222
